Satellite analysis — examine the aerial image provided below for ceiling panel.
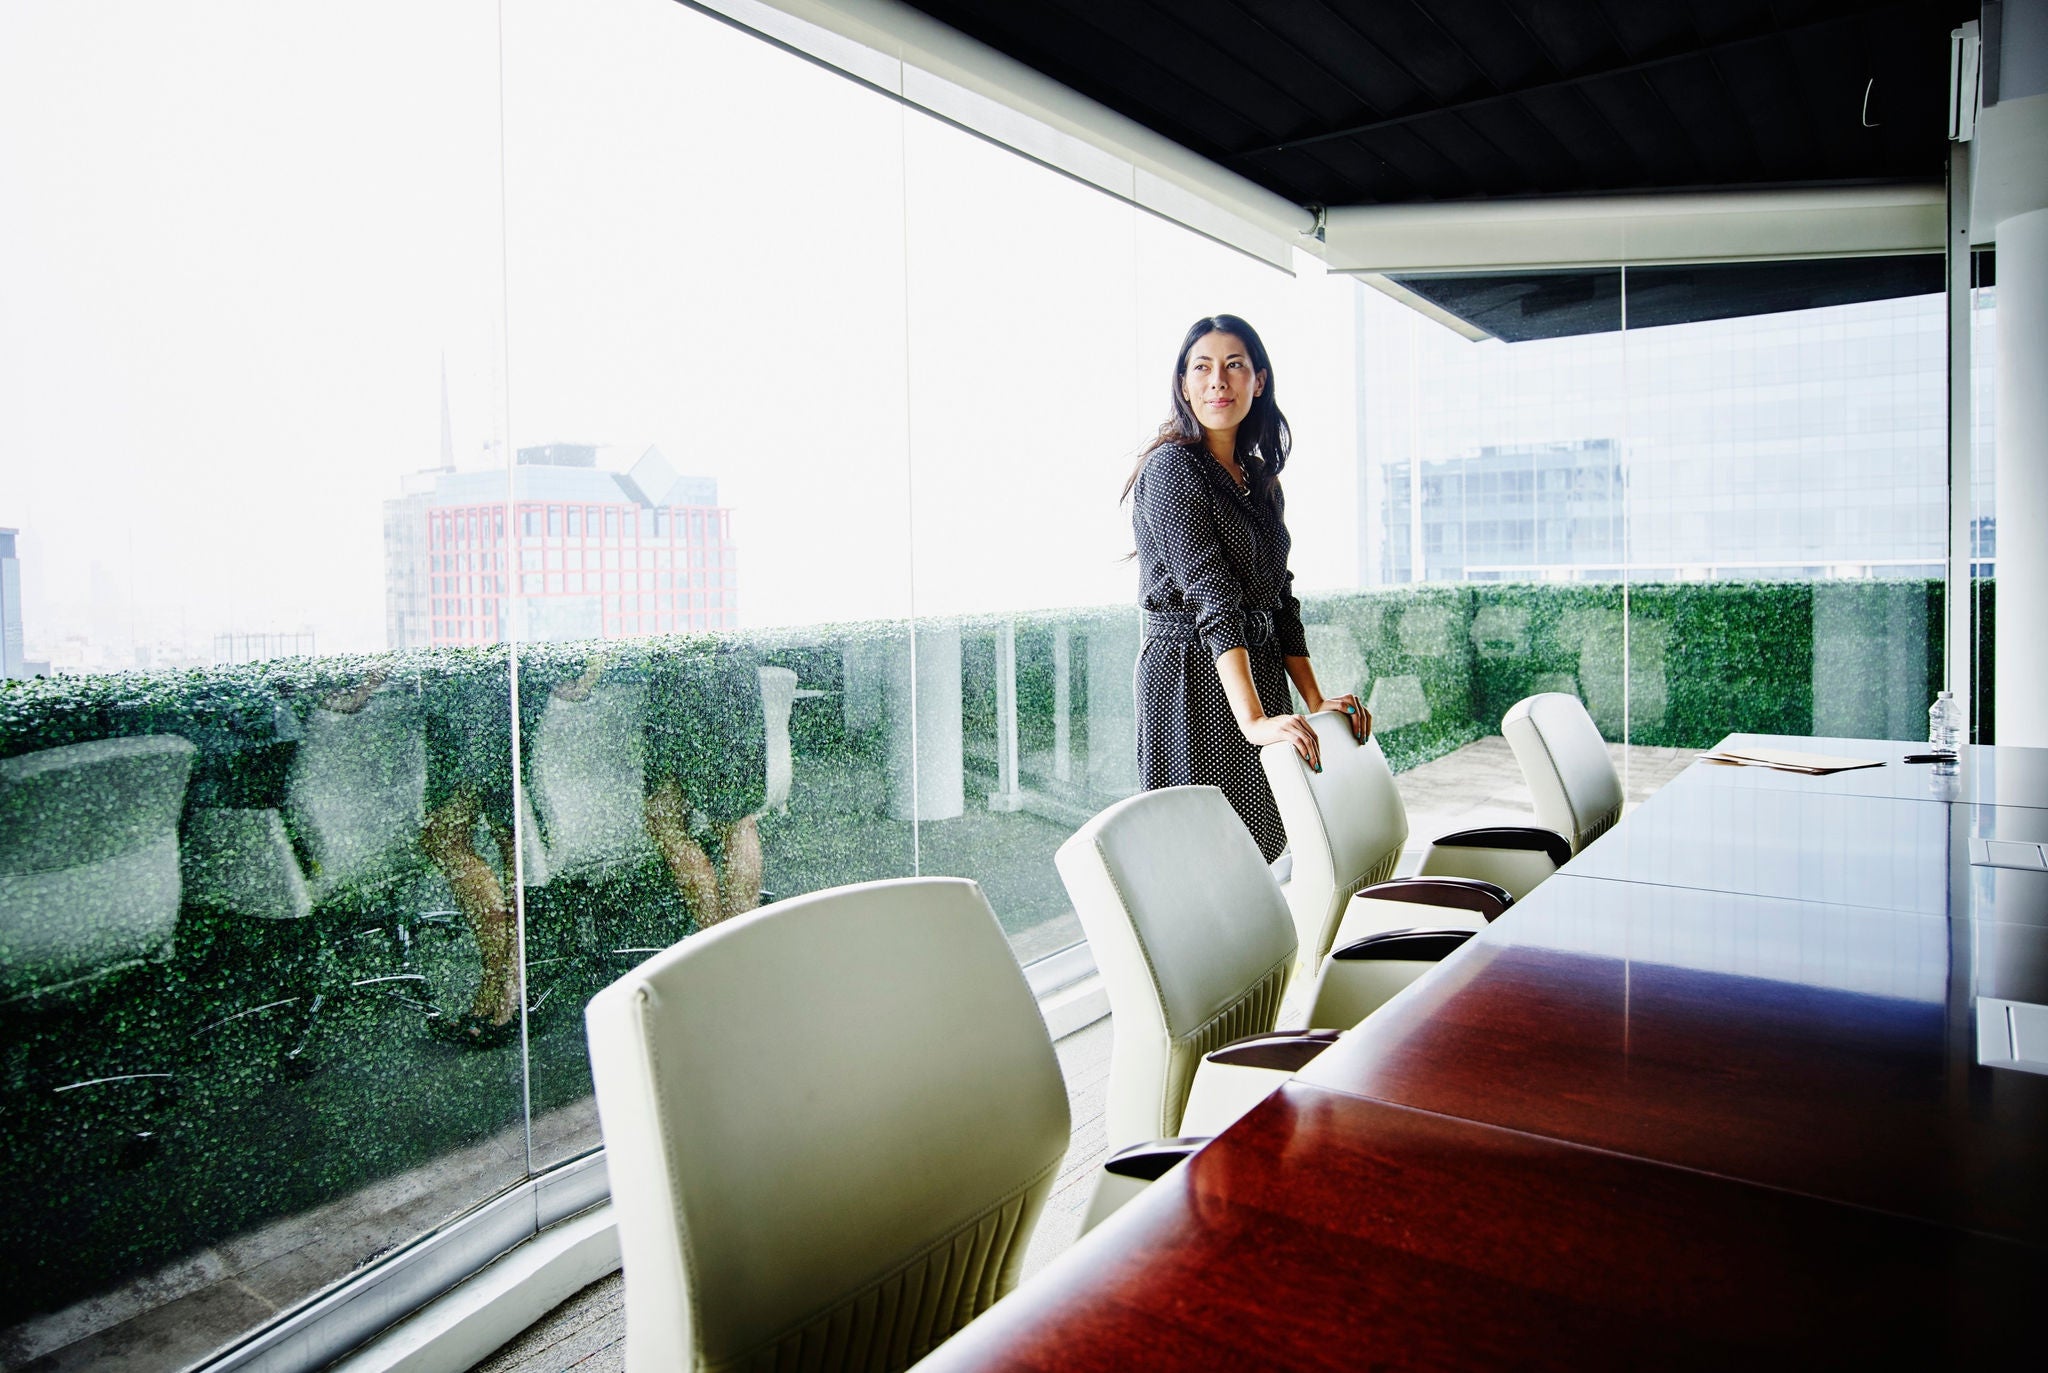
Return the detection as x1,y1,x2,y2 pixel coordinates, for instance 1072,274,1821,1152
898,0,1974,209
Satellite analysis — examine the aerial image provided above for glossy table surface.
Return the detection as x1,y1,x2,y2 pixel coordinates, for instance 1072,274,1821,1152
919,737,2048,1370
930,1088,2048,1371
1296,877,2048,1244
1695,735,2048,808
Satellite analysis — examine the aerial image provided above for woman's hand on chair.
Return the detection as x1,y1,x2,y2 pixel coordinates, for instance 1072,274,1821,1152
1325,693,1369,742
1242,712,1321,771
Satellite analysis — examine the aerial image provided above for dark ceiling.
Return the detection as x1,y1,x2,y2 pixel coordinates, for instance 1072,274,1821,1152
898,1,1976,209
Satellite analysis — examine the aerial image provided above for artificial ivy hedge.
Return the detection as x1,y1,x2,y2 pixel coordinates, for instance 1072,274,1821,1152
0,578,1975,791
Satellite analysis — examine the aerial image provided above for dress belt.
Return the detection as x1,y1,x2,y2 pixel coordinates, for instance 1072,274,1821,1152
1144,607,1277,649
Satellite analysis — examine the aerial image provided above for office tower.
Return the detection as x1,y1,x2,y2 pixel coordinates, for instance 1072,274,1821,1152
1367,293,1961,585
383,443,738,647
1,528,22,679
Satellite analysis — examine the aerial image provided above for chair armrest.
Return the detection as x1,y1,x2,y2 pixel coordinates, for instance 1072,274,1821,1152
1082,1137,1212,1234
1310,927,1478,1029
1203,1028,1343,1072
1430,825,1572,868
1180,1030,1342,1139
1102,1137,1211,1182
1330,927,1478,962
1358,876,1515,921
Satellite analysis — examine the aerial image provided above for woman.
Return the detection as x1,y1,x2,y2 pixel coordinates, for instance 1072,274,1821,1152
419,655,520,1047
537,643,768,932
1127,314,1368,862
641,642,768,929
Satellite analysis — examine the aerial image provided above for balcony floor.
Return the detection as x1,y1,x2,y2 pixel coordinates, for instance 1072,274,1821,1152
1396,735,1694,850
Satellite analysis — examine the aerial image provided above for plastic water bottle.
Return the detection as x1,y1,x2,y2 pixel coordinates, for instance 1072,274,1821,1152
1929,690,1961,772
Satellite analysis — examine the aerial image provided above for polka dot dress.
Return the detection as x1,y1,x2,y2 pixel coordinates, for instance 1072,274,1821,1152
1131,443,1309,863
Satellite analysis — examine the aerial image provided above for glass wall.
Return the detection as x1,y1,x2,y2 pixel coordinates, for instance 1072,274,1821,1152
0,2,1357,1366
2,2,529,1367
1354,261,1955,835
0,1,1970,1369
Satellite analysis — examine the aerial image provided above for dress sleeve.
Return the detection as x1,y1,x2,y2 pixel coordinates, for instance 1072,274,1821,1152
1137,449,1248,659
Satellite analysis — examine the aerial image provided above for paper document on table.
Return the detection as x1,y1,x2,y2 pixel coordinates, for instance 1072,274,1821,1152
1696,747,1886,774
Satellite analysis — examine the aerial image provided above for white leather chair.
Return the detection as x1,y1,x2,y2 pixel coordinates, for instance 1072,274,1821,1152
1260,713,1568,929
585,877,1069,1373
1502,692,1626,855
1055,786,1317,1154
1260,712,1535,1027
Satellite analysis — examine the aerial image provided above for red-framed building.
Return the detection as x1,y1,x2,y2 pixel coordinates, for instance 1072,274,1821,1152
385,444,736,648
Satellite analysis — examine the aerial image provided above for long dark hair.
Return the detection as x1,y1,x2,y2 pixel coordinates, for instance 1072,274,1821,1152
1122,314,1292,508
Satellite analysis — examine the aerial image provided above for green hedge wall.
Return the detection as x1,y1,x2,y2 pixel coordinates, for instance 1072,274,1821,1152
0,578,1983,789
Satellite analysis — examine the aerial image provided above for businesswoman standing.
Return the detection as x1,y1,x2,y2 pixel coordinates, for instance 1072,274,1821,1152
1127,314,1367,862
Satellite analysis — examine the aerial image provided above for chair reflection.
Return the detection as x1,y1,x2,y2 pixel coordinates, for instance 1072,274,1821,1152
1,735,196,1164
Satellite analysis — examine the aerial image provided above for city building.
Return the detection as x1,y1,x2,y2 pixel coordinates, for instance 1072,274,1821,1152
1,527,24,678
1366,280,1984,585
1381,440,1625,582
212,630,316,664
382,442,737,648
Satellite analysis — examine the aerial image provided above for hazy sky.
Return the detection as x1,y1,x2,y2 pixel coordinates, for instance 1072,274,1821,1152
0,0,1365,663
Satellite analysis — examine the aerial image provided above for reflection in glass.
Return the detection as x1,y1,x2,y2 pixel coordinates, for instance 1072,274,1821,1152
1,654,529,1367
1621,262,1946,761
1,0,522,1357
1358,261,1949,832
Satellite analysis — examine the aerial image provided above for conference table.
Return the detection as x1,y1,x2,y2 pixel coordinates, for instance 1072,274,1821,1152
923,735,2048,1369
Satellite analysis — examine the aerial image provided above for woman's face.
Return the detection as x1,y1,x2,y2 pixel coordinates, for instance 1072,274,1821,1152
1181,331,1265,437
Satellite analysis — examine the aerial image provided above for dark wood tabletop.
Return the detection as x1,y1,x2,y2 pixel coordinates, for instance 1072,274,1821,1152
917,738,2048,1370
1295,878,2048,1244
929,1086,2048,1370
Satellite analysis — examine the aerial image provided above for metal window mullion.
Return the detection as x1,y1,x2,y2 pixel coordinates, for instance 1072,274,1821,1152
1946,142,1974,737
